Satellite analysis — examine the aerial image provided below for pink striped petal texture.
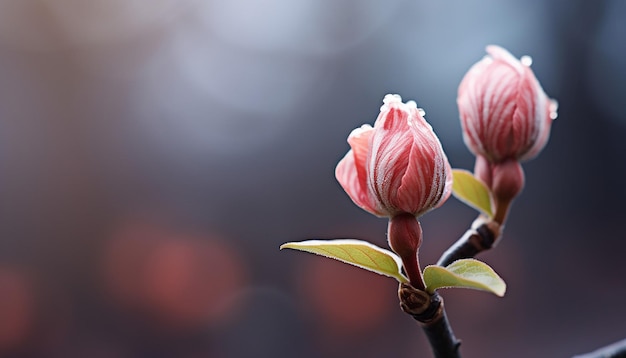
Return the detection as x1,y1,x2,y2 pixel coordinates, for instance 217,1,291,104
458,45,557,163
336,94,452,218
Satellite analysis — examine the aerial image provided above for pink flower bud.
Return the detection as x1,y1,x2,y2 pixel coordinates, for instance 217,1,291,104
458,45,558,163
335,94,452,218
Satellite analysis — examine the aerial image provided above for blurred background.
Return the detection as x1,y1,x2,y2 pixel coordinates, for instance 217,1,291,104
0,0,624,357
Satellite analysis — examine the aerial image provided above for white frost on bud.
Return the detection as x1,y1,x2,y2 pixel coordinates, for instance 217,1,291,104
549,99,559,120
381,94,403,109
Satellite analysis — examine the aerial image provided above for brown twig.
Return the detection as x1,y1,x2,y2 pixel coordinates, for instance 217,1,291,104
573,338,626,358
436,217,501,267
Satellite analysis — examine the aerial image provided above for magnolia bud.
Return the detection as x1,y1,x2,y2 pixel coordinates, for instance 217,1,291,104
336,94,452,218
458,45,558,163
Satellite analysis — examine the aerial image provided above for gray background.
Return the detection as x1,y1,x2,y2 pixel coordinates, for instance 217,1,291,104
0,0,624,357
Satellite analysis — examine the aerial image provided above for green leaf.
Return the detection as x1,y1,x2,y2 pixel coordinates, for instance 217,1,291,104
451,169,493,218
280,239,408,283
423,258,506,296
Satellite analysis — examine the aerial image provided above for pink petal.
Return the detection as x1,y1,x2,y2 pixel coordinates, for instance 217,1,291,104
347,124,374,190
518,69,556,161
335,126,384,216
398,108,452,215
368,99,414,215
486,45,524,74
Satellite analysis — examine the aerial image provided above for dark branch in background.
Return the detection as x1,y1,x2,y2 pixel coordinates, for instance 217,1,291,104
437,217,501,267
573,338,626,358
399,284,461,358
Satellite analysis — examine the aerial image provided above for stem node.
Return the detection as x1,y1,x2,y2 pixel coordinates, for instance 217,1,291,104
398,283,462,358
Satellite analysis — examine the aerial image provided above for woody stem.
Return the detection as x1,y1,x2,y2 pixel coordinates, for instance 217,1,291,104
437,217,501,267
399,284,461,358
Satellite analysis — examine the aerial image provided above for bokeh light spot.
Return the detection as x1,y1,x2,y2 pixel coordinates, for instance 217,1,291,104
102,219,247,330
298,256,396,334
0,267,35,351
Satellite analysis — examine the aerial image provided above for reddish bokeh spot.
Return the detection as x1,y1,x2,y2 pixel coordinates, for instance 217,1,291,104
102,221,159,308
298,256,396,334
101,219,246,329
0,267,35,351
142,237,245,328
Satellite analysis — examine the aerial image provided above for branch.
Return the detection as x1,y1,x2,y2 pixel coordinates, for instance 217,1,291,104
573,338,626,358
437,217,501,267
399,283,461,358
